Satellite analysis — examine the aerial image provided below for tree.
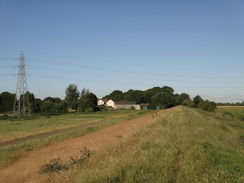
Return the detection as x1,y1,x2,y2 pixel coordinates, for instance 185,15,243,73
104,90,124,101
79,89,98,112
161,86,174,94
151,92,176,109
27,92,35,112
182,99,195,107
198,100,217,112
32,98,42,113
141,87,162,103
0,92,15,112
123,89,144,103
43,97,61,103
65,84,80,111
56,101,68,113
193,95,203,107
142,91,154,103
41,101,56,113
175,93,190,105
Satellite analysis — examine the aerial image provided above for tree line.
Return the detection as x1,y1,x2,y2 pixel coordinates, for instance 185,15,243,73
0,84,219,114
103,86,217,112
0,84,97,114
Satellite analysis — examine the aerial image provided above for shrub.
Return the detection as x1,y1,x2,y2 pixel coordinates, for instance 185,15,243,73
223,112,234,118
97,105,107,111
39,158,68,174
239,115,244,121
182,99,195,107
0,114,9,120
69,147,93,165
198,100,217,112
39,147,93,174
85,107,93,113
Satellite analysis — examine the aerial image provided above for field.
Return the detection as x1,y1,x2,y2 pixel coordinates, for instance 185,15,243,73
217,106,244,120
0,106,244,183
0,110,152,166
0,110,152,143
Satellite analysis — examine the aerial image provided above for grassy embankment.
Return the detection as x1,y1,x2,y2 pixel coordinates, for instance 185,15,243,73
0,110,151,167
51,106,244,183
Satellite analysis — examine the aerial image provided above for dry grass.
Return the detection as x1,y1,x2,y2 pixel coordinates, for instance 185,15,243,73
51,106,244,183
0,109,168,183
2,106,243,183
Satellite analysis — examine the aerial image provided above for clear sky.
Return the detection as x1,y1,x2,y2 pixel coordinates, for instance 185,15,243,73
0,0,243,103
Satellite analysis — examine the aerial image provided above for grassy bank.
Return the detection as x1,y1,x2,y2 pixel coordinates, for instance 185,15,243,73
53,106,244,183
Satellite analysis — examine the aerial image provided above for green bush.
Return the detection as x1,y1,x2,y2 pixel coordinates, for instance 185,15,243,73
182,99,195,107
198,100,217,112
85,107,94,113
223,112,234,118
0,114,9,120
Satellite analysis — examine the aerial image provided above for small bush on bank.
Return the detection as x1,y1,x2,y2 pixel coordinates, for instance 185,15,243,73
39,158,68,174
182,99,195,107
39,147,93,174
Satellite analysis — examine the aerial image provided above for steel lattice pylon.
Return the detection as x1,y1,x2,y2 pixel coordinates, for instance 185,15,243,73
13,51,31,117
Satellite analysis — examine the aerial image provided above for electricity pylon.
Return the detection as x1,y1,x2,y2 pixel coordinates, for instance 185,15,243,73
13,51,31,117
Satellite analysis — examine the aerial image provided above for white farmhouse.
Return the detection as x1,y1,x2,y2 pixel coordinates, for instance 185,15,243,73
97,99,105,106
106,99,115,108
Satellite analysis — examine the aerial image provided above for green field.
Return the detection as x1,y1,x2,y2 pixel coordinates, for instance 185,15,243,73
0,110,152,166
0,110,151,142
51,106,244,183
217,106,244,121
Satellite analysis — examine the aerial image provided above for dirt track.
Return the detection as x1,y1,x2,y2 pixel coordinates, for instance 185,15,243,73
0,108,174,183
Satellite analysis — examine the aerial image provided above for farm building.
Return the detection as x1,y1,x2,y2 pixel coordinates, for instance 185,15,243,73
97,99,108,106
106,99,115,108
98,99,140,110
140,103,150,110
114,102,140,110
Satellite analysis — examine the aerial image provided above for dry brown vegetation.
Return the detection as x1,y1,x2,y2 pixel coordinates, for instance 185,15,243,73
0,109,171,183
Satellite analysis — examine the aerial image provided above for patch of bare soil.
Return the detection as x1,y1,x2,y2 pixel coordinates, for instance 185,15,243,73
0,108,175,183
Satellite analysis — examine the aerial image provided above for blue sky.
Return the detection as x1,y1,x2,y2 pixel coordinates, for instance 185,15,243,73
0,0,243,102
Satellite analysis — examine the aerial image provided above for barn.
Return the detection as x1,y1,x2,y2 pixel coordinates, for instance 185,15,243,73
98,99,140,110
